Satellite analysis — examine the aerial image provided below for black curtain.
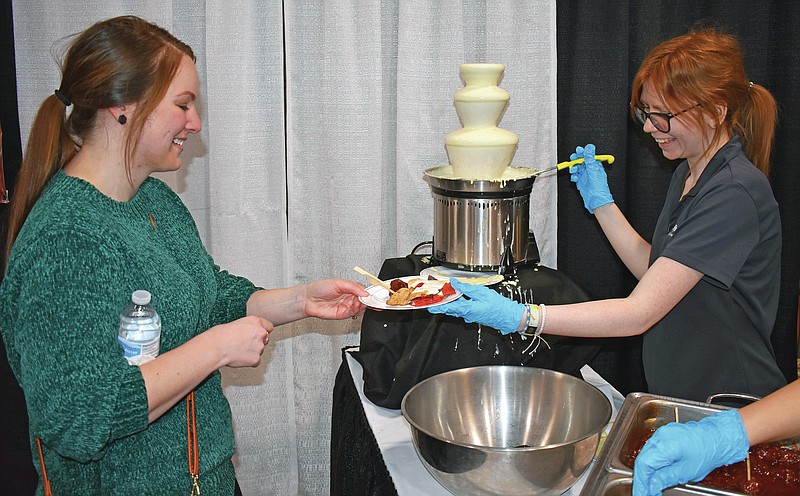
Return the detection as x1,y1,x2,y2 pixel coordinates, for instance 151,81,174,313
0,0,36,494
557,1,800,395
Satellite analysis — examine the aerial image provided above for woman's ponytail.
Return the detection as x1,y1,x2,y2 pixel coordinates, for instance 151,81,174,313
735,83,778,176
3,94,76,269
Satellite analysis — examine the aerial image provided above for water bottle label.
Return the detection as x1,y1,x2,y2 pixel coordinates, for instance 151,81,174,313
118,336,161,366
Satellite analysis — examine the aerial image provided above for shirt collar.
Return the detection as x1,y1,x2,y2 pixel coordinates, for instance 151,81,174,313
681,135,742,199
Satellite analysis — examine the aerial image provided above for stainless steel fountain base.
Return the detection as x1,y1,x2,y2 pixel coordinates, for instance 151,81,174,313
424,166,537,271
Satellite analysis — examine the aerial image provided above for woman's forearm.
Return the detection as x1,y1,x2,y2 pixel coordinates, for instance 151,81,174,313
593,203,652,280
246,286,308,326
139,331,225,422
138,315,270,422
541,257,702,338
740,380,800,446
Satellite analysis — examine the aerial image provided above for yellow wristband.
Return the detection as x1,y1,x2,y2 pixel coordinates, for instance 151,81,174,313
526,304,540,328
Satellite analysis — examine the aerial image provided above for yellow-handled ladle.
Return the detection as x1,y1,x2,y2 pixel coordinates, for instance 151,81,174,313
532,154,615,177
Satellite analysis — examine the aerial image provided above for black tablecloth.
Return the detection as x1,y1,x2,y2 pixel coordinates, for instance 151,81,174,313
351,255,601,409
330,347,397,496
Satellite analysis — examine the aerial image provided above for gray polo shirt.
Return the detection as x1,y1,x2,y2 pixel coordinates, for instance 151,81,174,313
644,135,785,402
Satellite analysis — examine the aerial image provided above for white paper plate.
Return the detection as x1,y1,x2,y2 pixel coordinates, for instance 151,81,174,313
358,275,461,310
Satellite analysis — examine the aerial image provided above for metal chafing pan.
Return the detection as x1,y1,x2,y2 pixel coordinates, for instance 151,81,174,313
580,392,755,496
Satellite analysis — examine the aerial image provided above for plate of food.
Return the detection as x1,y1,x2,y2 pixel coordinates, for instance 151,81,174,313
419,266,504,286
359,275,462,310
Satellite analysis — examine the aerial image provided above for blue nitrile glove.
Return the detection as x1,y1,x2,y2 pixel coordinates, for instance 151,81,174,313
569,143,614,213
632,409,750,496
427,278,526,335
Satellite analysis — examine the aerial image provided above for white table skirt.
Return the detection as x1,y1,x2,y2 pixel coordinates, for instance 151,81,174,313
345,350,626,496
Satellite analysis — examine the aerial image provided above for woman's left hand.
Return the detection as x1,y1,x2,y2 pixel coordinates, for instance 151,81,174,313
304,278,368,320
427,278,527,335
569,143,614,213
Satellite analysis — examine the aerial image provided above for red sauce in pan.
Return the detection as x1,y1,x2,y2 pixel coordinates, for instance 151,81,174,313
624,428,800,495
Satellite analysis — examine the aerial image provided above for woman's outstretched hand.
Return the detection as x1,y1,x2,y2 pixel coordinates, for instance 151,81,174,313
303,278,368,320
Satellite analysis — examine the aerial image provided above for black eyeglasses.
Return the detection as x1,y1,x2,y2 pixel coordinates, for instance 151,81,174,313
632,103,700,133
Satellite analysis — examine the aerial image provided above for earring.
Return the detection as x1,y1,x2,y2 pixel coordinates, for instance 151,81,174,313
118,115,127,125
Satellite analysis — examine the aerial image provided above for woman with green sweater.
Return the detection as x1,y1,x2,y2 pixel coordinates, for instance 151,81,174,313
0,16,367,495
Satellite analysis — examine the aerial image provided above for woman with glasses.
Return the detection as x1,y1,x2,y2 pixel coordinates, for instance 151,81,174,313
428,28,785,403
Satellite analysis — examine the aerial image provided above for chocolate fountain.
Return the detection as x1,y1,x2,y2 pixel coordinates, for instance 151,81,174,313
424,63,537,271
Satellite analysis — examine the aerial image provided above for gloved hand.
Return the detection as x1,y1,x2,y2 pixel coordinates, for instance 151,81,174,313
427,278,526,335
632,409,750,496
569,143,614,213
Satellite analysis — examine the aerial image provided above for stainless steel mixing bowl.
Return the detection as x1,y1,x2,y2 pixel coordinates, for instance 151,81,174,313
401,366,612,496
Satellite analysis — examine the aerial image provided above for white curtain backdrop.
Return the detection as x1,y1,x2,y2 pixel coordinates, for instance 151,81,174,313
12,1,557,494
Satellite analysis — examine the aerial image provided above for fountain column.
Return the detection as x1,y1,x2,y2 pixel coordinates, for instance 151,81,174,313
444,63,519,180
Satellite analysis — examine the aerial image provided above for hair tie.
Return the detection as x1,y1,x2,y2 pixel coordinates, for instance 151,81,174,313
54,89,72,107
748,81,754,90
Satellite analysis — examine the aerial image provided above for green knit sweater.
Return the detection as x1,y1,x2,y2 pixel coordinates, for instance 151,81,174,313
0,170,259,495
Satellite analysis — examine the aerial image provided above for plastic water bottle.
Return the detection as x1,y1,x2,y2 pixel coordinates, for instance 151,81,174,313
118,290,161,366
